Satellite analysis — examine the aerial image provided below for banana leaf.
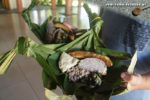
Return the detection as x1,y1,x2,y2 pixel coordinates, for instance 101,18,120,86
0,50,16,74
95,47,132,60
42,70,57,90
0,2,135,100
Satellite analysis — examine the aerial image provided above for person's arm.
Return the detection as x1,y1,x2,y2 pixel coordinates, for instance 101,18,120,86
121,71,150,91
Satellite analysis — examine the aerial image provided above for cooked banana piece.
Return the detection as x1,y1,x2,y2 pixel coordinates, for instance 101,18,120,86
68,51,113,67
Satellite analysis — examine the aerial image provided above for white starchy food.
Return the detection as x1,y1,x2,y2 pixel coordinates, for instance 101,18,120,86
59,52,79,72
78,58,107,75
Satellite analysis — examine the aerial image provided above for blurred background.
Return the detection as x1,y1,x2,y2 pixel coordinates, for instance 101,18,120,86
0,0,150,100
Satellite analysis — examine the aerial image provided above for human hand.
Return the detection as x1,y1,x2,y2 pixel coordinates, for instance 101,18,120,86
120,72,150,91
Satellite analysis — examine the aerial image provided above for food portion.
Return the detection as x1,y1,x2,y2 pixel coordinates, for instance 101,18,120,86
66,66,102,87
59,51,112,87
68,51,113,67
45,19,71,44
44,18,84,44
79,58,107,75
59,52,79,72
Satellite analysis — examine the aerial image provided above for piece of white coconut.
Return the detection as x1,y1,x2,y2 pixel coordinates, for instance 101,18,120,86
78,58,107,75
59,52,79,72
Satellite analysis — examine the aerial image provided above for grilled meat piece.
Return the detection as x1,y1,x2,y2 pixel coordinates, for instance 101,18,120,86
79,58,107,75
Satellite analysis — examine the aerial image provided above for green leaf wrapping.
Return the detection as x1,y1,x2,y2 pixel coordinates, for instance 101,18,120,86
84,33,93,51
47,52,62,75
57,30,91,52
42,70,57,89
0,50,16,74
33,43,64,59
0,2,134,100
16,37,29,55
96,66,127,93
36,53,59,84
83,3,99,27
95,47,132,60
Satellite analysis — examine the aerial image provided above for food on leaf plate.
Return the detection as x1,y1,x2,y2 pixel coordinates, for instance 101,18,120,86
0,0,135,99
59,51,112,88
45,18,76,44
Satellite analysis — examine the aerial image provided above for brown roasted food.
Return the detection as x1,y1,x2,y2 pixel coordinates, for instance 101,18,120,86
68,51,113,67
54,23,75,40
54,23,71,33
